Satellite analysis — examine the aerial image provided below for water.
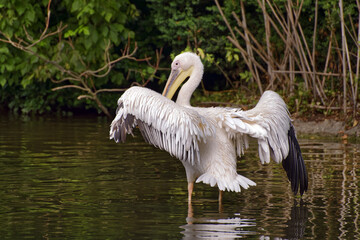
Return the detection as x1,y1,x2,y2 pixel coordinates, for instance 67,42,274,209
0,114,359,239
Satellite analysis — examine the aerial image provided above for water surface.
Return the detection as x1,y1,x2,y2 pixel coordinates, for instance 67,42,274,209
0,114,359,239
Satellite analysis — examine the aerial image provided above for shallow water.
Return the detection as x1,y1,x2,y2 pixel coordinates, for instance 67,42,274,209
0,114,359,239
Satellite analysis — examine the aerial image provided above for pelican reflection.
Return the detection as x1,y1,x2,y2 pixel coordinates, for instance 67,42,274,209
180,200,308,239
181,203,257,239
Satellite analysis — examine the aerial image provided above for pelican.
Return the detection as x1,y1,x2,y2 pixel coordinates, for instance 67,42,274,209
110,52,308,203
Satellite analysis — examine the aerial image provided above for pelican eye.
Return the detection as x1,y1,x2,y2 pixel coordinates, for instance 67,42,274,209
174,61,180,68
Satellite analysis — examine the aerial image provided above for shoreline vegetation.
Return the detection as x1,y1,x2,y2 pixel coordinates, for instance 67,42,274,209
0,0,359,129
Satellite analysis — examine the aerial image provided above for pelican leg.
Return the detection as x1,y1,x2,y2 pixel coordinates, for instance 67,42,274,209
188,182,194,203
218,190,223,212
218,190,223,203
187,201,194,224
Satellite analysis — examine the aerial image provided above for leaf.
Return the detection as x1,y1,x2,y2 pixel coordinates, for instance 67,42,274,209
117,12,126,24
71,0,83,12
226,54,232,62
147,66,155,74
30,55,38,64
79,26,90,35
90,27,98,43
111,72,125,85
21,73,34,88
105,12,112,22
16,4,26,16
25,8,35,22
102,26,109,37
234,54,239,61
83,38,92,50
0,46,9,54
64,30,77,38
109,29,118,44
0,75,6,87
353,119,358,127
113,23,124,32
5,64,14,71
127,30,135,39
0,55,6,64
197,48,205,59
19,62,30,75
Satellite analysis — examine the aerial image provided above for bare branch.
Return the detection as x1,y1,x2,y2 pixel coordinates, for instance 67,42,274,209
77,95,94,100
52,85,88,92
272,70,341,76
95,88,128,94
79,40,149,79
51,77,82,84
142,48,163,87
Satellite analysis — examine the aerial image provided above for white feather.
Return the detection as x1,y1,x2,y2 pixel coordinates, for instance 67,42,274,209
215,91,292,165
110,53,297,198
110,86,215,165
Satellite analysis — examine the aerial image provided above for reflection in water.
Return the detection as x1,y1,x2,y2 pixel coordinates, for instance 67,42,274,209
181,203,257,239
301,139,360,239
181,200,309,239
284,200,308,239
0,114,359,239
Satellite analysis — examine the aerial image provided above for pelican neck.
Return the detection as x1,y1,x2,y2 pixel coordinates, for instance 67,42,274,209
176,61,203,106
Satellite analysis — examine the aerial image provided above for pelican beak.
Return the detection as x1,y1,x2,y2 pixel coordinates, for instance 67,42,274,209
162,66,193,99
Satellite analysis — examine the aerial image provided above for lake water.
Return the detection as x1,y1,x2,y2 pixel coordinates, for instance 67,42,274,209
0,114,359,239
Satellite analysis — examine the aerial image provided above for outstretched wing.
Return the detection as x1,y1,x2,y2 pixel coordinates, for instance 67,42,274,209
216,90,308,195
109,86,215,165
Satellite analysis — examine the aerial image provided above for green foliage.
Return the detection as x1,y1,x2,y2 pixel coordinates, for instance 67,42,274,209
239,71,252,83
1,80,65,114
0,0,359,118
144,0,242,72
0,0,140,114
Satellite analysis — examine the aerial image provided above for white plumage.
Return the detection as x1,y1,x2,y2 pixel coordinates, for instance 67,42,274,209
110,52,308,203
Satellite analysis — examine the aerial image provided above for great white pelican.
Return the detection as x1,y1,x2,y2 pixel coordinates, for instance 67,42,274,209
110,52,308,203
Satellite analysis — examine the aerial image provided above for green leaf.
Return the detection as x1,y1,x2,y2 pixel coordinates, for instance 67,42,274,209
234,54,239,61
21,73,34,88
19,61,30,75
113,23,124,32
5,64,14,71
71,0,83,12
105,12,112,22
111,72,125,85
109,29,118,44
0,55,6,64
226,54,232,62
127,31,135,39
197,48,205,59
25,8,35,22
147,66,155,74
16,4,26,15
0,75,6,87
64,30,77,38
83,38,92,49
102,26,109,37
79,26,90,35
0,46,9,54
90,27,98,43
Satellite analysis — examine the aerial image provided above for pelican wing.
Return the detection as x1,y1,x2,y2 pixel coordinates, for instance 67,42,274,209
110,86,215,165
215,91,290,163
216,90,308,195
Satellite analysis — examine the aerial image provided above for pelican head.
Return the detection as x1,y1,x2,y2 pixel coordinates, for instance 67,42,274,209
162,52,204,104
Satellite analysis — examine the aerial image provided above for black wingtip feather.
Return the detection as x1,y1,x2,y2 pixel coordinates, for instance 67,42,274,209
282,124,308,196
